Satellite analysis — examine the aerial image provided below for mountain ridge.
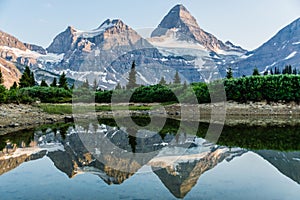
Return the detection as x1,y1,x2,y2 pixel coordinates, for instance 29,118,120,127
0,5,299,88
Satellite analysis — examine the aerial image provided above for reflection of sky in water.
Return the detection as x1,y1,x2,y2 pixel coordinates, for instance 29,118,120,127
189,152,300,200
0,152,299,200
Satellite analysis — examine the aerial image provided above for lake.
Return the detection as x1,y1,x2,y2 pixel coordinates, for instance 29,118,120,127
0,117,300,200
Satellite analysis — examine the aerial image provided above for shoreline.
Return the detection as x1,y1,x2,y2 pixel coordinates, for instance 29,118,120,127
1,102,300,135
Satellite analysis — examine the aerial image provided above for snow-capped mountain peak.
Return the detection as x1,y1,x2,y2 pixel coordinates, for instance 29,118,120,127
150,4,246,55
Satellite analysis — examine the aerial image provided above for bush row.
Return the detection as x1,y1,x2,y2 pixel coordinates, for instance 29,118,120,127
2,75,300,104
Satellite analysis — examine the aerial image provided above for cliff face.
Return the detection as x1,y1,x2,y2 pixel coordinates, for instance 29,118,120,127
151,4,246,54
0,31,27,51
233,17,300,76
0,58,21,88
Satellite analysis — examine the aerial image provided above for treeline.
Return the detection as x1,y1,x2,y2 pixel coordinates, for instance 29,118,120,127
2,62,300,104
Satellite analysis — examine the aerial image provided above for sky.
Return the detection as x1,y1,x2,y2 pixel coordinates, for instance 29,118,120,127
0,0,300,51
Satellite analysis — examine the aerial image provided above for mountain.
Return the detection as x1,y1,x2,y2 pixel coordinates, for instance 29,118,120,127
0,5,248,88
0,58,21,88
0,30,67,88
234,17,300,76
45,18,209,88
148,4,247,81
2,4,300,87
150,4,246,54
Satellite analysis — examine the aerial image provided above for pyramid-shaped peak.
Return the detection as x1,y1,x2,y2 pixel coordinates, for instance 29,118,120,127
171,4,189,12
151,4,199,37
166,4,198,26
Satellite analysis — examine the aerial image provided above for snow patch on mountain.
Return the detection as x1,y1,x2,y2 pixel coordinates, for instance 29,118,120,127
38,53,64,63
74,19,116,38
0,46,40,58
285,51,297,60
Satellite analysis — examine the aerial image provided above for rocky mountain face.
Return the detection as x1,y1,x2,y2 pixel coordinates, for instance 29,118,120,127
0,30,68,88
151,4,246,54
234,17,300,76
44,18,207,88
148,4,247,82
0,30,27,50
24,43,46,55
1,4,300,88
0,58,21,88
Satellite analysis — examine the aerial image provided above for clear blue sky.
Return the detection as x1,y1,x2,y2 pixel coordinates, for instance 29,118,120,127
0,0,300,50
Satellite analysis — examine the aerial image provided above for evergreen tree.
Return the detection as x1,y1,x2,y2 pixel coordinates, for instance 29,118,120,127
0,70,3,85
58,72,68,90
127,61,138,89
92,79,98,90
282,66,288,74
275,67,280,74
263,71,268,76
293,68,297,75
252,67,260,76
173,70,181,84
70,83,75,90
30,72,35,86
183,81,188,89
159,76,167,85
270,69,274,75
82,78,89,88
40,79,48,87
0,85,6,102
226,67,233,79
19,66,35,88
50,78,57,87
115,82,122,90
288,65,292,74
10,81,18,90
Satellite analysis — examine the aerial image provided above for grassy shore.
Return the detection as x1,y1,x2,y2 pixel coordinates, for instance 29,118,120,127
38,103,153,114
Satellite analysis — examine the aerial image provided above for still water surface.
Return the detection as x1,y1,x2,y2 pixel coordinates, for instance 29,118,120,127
0,118,300,200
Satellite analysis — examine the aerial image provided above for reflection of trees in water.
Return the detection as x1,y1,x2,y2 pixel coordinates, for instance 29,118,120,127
1,119,300,199
127,128,137,153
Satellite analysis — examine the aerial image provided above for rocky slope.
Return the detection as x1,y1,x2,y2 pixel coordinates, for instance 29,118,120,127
148,4,247,81
45,18,207,88
0,30,65,87
234,17,300,76
151,4,246,54
0,58,21,88
1,4,300,87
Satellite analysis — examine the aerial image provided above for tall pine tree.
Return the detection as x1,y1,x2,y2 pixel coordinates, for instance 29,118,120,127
50,78,57,87
82,78,89,88
40,79,48,87
226,67,233,79
19,66,35,88
159,76,167,85
252,67,260,76
92,79,98,91
127,61,138,89
173,70,181,84
115,82,122,90
10,81,18,90
58,72,68,90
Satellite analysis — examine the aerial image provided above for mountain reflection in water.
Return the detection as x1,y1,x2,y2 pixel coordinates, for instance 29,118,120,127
0,118,300,199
